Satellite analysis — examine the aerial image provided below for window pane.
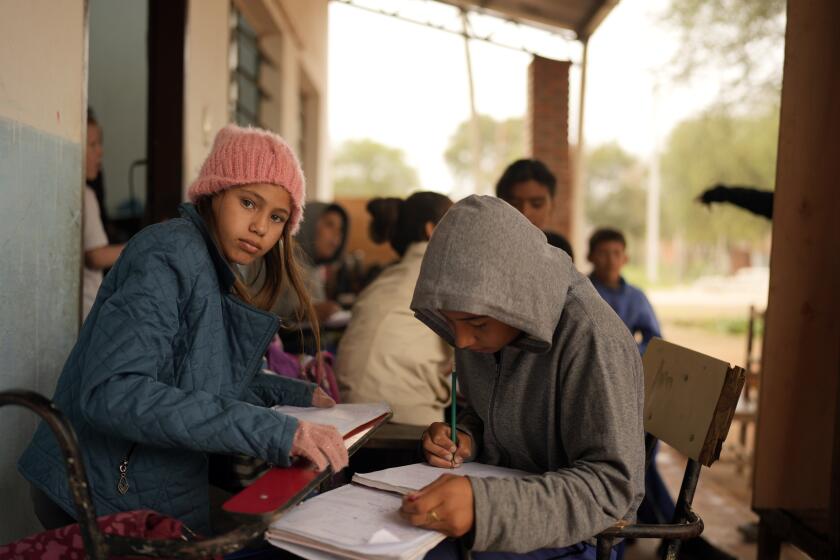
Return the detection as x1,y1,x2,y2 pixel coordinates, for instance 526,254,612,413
235,110,254,127
236,74,259,115
237,34,259,77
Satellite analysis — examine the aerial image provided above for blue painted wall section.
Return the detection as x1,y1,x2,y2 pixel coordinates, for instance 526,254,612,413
0,116,82,540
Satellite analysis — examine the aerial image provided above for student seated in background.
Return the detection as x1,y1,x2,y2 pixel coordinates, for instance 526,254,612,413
83,111,125,319
495,158,574,260
587,228,660,354
402,195,644,559
587,229,728,559
275,201,350,324
336,192,454,426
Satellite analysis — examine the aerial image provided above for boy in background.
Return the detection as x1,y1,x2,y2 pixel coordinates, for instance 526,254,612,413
587,228,660,354
587,229,733,559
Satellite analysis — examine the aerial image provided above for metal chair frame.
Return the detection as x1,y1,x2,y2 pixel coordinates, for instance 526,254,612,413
595,434,704,560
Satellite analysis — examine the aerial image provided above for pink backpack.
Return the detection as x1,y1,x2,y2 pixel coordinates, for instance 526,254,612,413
265,335,341,403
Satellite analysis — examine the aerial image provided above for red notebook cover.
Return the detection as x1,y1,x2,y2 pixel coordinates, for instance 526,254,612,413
222,413,389,515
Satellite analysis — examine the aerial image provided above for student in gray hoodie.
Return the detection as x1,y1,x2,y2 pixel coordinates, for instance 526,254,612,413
401,195,645,558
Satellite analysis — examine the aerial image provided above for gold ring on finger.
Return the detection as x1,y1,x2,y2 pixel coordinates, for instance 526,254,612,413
427,510,441,523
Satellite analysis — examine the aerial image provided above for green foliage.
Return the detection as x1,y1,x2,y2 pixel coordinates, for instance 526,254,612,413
659,106,779,245
444,115,526,192
332,139,420,197
585,142,648,254
661,0,786,103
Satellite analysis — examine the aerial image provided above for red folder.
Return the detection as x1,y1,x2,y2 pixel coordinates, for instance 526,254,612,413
222,412,390,515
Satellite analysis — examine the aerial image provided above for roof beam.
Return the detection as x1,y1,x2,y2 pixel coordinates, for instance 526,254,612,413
577,0,619,40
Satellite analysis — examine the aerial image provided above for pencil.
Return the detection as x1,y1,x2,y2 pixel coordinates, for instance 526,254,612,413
450,366,458,451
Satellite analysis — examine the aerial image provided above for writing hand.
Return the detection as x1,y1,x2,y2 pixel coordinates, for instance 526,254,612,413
422,422,473,468
400,474,474,537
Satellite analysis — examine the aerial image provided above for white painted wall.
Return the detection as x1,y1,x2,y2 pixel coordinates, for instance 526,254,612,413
0,0,87,542
0,2,86,142
183,0,231,194
279,0,330,200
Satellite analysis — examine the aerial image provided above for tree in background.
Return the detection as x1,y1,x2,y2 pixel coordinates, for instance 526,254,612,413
659,106,779,277
648,0,784,280
332,139,420,197
444,115,525,194
661,0,786,104
585,143,648,257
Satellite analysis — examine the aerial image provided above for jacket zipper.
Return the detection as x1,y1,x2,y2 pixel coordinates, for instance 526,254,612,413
117,443,137,495
488,351,512,467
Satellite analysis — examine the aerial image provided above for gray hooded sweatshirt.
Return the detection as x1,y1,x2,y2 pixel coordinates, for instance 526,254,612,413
410,195,645,553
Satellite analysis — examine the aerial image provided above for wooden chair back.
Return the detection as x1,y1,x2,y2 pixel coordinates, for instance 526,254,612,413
595,339,747,559
643,337,746,467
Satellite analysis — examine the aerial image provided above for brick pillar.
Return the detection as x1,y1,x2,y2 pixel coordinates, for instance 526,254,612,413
527,56,572,237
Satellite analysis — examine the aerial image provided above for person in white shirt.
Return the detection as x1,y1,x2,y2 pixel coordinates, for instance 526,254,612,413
83,112,124,319
336,192,453,426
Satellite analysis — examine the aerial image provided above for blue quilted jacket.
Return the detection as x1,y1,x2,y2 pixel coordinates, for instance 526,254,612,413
18,203,314,534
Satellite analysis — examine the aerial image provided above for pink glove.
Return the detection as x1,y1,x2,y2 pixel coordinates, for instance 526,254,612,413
290,421,348,472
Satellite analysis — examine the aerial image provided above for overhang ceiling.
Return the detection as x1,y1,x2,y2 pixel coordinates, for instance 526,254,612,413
436,0,619,40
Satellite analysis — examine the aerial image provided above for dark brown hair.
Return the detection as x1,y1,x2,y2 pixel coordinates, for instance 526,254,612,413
368,192,453,257
588,227,627,255
495,159,556,201
366,197,401,244
197,194,321,350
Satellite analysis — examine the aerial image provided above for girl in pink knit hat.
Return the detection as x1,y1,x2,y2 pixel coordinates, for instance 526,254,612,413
19,124,348,535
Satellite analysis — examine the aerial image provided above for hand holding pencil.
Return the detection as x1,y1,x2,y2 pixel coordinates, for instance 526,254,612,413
421,422,473,468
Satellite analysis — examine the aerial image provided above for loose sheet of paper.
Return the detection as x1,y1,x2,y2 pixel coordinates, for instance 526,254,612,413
353,461,532,494
272,402,391,436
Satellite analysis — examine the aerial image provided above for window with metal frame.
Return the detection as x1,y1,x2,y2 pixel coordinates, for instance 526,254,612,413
229,7,273,128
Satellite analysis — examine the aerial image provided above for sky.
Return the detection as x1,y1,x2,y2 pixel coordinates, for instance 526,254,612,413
327,0,724,195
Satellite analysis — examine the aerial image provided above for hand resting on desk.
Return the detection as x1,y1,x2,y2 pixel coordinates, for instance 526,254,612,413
290,420,348,473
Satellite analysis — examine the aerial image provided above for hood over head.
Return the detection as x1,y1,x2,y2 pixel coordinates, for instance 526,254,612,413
295,201,349,265
410,195,572,353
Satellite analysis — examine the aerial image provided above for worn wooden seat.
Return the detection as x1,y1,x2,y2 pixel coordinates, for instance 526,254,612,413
595,338,746,560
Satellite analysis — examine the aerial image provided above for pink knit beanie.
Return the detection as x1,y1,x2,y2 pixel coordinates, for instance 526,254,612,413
187,124,306,235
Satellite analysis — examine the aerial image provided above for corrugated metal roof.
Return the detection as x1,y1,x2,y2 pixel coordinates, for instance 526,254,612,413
436,0,619,39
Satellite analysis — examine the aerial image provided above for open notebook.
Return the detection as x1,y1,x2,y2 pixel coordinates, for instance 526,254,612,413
352,461,531,495
272,402,391,436
266,461,532,560
266,484,444,560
